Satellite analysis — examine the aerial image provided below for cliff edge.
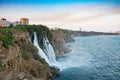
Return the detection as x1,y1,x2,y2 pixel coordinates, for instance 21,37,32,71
51,28,74,58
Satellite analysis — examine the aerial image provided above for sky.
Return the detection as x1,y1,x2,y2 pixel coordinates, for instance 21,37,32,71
0,0,120,32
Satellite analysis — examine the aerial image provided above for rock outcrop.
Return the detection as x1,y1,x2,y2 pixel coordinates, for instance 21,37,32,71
50,66,60,77
0,30,53,80
51,29,74,58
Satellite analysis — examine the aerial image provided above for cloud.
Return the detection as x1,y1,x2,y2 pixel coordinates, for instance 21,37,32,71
32,4,120,24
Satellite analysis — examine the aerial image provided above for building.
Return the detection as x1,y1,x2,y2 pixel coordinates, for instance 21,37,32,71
0,20,6,27
0,18,11,27
20,18,29,25
12,21,21,26
0,18,29,27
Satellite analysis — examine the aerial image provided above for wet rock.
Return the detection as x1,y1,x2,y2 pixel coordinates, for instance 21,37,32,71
50,66,61,77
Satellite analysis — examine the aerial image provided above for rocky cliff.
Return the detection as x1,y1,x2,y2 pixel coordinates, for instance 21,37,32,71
0,30,52,80
50,29,74,58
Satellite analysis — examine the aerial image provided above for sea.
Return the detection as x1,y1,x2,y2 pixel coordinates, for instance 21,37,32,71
55,35,120,80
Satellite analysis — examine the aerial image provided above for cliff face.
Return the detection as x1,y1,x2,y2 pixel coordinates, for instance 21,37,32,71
0,30,52,80
51,29,74,58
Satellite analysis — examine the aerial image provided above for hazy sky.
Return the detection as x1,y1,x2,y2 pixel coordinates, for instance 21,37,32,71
0,0,120,32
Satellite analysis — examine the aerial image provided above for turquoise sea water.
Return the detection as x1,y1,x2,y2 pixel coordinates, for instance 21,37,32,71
55,35,120,80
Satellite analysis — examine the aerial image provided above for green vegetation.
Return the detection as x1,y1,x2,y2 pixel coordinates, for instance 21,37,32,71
0,26,25,32
0,26,26,48
20,43,37,60
0,64,4,71
9,24,14,28
21,50,31,60
0,32,13,48
0,25,52,66
0,25,53,49
20,43,48,64
0,77,3,80
24,25,53,48
15,25,53,48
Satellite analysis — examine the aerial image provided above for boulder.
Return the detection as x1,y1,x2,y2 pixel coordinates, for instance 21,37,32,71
50,66,61,77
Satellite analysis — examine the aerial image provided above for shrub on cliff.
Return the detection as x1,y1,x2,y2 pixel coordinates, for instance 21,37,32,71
0,64,4,71
20,43,48,64
24,25,53,49
0,32,13,48
20,43,38,60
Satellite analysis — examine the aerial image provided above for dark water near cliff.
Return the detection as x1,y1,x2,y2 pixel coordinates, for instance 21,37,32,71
55,35,120,80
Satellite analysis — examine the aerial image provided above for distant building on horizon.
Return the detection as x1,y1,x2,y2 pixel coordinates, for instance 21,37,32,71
12,21,21,26
0,18,11,27
20,18,29,25
0,17,29,27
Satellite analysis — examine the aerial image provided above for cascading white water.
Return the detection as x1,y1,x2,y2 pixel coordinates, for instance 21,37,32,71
33,32,51,65
32,32,60,67
43,36,56,63
28,33,32,43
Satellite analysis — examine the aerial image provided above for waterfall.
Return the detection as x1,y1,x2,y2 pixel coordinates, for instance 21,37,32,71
43,36,56,63
28,33,32,43
32,32,59,67
33,32,51,65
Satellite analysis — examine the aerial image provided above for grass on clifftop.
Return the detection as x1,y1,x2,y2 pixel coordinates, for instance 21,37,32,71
0,26,26,48
24,25,53,48
0,32,13,48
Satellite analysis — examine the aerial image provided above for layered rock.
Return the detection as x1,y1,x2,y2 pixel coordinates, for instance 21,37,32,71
51,29,74,58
